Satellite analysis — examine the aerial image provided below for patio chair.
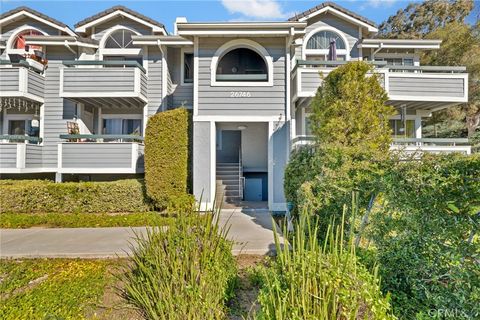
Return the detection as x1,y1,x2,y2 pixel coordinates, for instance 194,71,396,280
66,121,80,142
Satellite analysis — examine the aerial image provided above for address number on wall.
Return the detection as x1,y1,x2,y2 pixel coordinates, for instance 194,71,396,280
230,91,251,98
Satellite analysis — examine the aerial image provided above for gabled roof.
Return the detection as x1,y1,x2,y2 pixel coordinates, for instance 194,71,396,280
288,2,377,32
0,6,76,36
74,5,166,35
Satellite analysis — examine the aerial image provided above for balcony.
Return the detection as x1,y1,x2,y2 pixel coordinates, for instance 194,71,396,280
58,135,144,174
0,62,45,106
0,136,43,173
291,135,471,155
60,61,147,108
292,61,468,109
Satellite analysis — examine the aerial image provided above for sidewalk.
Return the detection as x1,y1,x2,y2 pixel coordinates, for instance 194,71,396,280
0,208,282,259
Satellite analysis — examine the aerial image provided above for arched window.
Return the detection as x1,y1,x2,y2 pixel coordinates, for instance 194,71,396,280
12,29,43,50
216,48,268,82
104,29,137,49
306,30,346,50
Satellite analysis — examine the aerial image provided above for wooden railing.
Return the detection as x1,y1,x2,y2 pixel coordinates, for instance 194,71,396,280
59,134,144,143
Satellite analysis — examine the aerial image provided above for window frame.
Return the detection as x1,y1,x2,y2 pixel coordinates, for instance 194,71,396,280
101,114,143,135
302,26,350,61
98,26,143,61
181,48,194,86
6,26,46,55
210,39,273,87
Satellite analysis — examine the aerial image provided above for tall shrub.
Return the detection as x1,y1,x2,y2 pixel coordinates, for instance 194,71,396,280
144,108,192,209
367,153,480,319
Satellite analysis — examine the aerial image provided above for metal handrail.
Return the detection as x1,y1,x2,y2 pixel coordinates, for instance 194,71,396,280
59,134,144,143
0,135,42,143
62,60,146,73
238,146,244,201
393,138,470,146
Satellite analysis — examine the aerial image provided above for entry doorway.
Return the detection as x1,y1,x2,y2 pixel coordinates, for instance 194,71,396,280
217,130,241,163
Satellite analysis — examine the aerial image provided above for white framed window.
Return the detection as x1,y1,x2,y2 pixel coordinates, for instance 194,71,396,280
6,26,46,56
302,26,350,61
4,114,39,142
389,119,415,138
99,26,143,60
210,39,273,87
181,48,193,86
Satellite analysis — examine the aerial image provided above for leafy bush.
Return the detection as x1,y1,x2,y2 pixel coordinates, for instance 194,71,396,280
0,179,150,213
144,108,192,210
122,211,237,319
283,145,319,207
366,153,480,319
255,211,396,320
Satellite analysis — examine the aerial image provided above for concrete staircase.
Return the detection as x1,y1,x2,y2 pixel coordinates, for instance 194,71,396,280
216,162,242,204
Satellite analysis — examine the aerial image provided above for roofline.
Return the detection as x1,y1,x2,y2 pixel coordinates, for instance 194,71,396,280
0,6,76,36
176,21,306,37
177,21,306,28
74,6,167,35
289,2,377,33
24,35,99,48
131,35,193,46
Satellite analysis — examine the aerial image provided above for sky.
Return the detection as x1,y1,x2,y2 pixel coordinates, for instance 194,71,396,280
1,0,479,33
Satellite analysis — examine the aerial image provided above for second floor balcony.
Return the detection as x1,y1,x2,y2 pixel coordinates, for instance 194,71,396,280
59,60,148,108
292,61,468,106
0,61,45,105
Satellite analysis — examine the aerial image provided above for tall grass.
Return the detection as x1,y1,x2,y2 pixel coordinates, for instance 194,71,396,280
255,206,396,320
121,209,237,319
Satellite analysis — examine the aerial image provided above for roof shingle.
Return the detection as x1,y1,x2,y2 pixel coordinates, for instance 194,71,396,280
0,6,71,29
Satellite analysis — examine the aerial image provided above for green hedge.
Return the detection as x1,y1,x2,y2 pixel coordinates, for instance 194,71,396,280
0,179,151,213
144,108,192,209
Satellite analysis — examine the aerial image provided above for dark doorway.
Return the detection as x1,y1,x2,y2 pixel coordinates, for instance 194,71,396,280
217,130,241,163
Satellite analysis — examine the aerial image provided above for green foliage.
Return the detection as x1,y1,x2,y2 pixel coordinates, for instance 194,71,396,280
0,259,114,319
378,0,474,39
365,154,480,319
283,145,319,206
0,179,150,213
145,108,192,210
310,61,394,156
122,211,237,319
255,211,396,320
0,212,174,228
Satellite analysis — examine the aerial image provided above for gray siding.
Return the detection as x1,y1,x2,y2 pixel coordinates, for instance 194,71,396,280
301,71,323,92
193,121,213,204
0,68,20,91
146,48,163,116
167,47,193,108
61,143,136,168
62,67,141,94
388,76,465,98
25,144,43,168
198,37,286,116
92,17,152,41
43,48,77,168
301,12,360,60
27,70,45,98
272,122,287,205
0,144,17,168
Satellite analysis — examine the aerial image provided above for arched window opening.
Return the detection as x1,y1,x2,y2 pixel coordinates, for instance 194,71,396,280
104,29,137,49
216,48,268,82
306,30,346,50
12,29,43,50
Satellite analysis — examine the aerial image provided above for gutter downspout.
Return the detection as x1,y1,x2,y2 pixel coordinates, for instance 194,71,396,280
372,42,383,61
64,40,76,56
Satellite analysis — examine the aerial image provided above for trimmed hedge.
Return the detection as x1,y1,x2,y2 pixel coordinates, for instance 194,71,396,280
145,108,192,209
0,179,151,213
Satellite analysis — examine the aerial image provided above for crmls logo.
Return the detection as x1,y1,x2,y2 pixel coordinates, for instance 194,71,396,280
427,308,476,318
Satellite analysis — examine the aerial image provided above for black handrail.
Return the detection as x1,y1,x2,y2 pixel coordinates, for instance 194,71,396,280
62,60,146,73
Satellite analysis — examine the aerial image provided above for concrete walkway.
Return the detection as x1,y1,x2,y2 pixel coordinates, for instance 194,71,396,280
0,207,282,259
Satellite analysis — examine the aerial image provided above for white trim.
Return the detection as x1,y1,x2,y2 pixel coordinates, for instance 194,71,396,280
131,142,138,171
57,143,62,169
101,113,142,119
16,143,26,168
25,39,98,48
97,106,103,134
210,121,216,207
0,10,76,36
39,103,45,142
178,30,292,36
210,39,273,87
302,26,350,61
194,115,281,122
98,25,142,60
0,167,55,174
101,48,143,56
160,43,168,111
193,36,199,116
267,121,274,210
297,6,378,33
285,37,291,121
57,168,143,174
134,67,141,94
59,92,148,102
180,47,194,86
5,25,47,54
75,10,167,34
